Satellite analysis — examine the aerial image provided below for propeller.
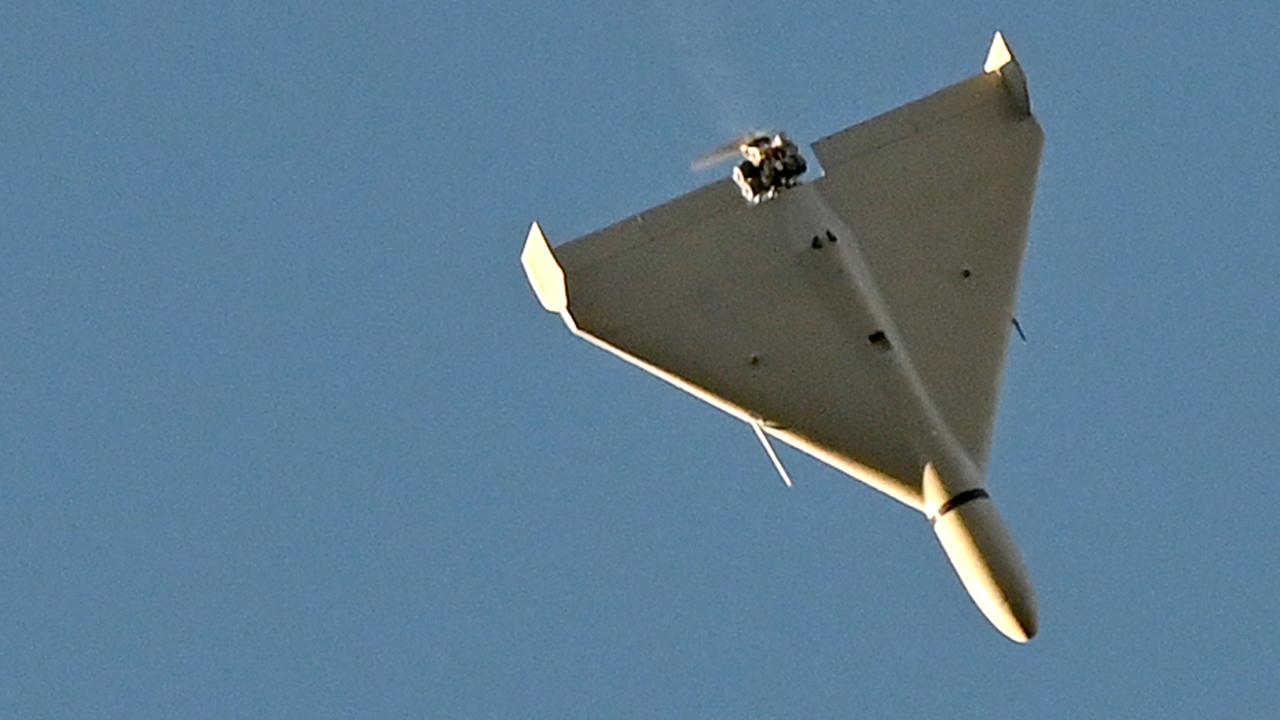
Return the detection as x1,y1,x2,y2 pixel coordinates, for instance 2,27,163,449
690,130,773,172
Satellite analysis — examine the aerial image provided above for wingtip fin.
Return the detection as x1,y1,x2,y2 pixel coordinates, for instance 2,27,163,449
983,31,1014,74
983,31,1031,115
521,221,569,315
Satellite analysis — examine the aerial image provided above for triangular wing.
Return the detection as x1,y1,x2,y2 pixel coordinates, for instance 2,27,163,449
524,36,1043,509
534,180,929,508
811,37,1043,473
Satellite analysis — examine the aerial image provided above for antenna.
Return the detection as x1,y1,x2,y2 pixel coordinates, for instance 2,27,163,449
750,420,794,488
1012,316,1027,343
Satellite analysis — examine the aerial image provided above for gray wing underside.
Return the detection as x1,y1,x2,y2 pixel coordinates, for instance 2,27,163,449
526,55,1043,510
811,70,1044,476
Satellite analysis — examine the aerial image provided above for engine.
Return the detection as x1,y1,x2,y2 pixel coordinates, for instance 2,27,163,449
731,133,807,204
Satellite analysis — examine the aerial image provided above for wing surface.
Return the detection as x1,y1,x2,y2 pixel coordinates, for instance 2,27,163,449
812,66,1043,473
546,180,927,507
525,37,1043,507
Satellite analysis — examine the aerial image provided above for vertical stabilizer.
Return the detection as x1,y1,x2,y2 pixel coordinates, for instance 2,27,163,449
983,31,1031,115
521,222,568,315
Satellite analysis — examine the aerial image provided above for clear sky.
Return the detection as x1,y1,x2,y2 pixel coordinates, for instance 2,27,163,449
3,2,1278,717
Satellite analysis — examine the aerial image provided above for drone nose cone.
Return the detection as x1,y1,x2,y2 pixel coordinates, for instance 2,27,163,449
1009,604,1038,644
990,585,1038,644
925,473,1038,643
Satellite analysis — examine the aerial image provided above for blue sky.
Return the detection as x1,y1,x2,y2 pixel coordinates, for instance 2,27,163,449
3,2,1278,717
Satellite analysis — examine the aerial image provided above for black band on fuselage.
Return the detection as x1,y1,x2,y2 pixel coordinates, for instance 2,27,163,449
932,488,990,523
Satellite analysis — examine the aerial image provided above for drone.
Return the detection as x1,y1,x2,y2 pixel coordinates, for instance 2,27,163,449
522,33,1043,643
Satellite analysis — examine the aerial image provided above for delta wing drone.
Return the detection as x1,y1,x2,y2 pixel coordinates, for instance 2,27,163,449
521,34,1043,643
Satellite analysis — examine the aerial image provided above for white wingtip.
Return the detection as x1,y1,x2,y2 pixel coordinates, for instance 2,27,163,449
982,31,1032,115
984,31,1013,74
520,221,568,314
